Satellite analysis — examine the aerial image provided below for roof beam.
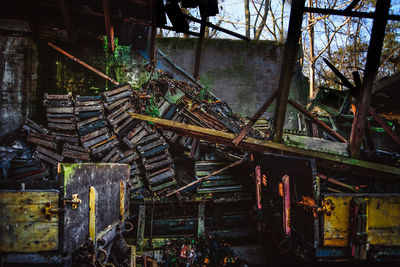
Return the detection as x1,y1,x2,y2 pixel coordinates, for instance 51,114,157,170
182,14,250,41
102,0,115,52
128,112,400,181
273,0,305,143
349,0,391,158
303,7,400,21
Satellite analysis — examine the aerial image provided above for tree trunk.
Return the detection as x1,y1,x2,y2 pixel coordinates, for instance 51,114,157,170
308,0,315,99
245,0,251,38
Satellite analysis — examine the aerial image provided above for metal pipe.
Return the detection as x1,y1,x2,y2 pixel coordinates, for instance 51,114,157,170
47,42,119,85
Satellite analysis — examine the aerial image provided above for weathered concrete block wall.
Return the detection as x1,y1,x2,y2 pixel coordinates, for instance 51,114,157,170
157,38,308,129
0,20,37,136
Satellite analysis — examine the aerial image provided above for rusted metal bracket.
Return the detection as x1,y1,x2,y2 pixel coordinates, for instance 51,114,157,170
63,193,82,209
42,202,65,220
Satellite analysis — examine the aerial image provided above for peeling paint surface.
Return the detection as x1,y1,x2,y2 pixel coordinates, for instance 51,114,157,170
0,20,37,136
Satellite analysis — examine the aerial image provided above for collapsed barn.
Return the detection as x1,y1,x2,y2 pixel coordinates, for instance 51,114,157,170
1,0,400,266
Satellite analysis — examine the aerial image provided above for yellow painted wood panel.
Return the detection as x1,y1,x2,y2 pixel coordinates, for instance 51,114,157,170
0,190,59,252
323,195,352,247
367,197,400,246
0,191,58,205
323,195,400,247
0,204,58,222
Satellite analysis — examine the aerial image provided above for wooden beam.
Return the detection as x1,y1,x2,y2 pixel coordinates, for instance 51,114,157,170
273,0,305,143
102,0,115,52
182,14,250,41
160,25,200,37
368,106,400,147
288,98,348,143
59,0,77,42
318,173,360,193
303,7,400,21
128,112,400,180
349,0,391,158
194,18,206,80
344,0,362,11
48,42,119,85
323,58,356,90
232,89,278,146
166,158,246,197
149,0,157,66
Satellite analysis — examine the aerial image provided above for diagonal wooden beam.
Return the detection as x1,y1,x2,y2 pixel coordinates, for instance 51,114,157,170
102,0,115,52
48,42,119,85
166,158,246,197
368,106,400,147
288,98,348,143
128,112,400,180
349,0,391,158
232,89,278,146
273,0,306,143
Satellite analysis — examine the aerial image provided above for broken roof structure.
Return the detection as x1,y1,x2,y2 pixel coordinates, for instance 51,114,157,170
1,0,400,265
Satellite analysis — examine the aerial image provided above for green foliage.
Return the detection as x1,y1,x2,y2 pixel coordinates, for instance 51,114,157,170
145,96,160,124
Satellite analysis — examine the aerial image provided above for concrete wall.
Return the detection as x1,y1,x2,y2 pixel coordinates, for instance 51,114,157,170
0,20,37,136
157,38,308,129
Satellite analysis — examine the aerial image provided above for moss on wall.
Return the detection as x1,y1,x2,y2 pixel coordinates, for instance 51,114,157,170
156,37,281,54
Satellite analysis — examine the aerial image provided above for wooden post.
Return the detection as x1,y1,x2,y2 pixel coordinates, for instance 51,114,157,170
198,203,205,237
102,0,115,52
273,0,305,143
59,0,77,42
149,0,157,66
349,0,391,157
194,17,207,80
137,205,145,251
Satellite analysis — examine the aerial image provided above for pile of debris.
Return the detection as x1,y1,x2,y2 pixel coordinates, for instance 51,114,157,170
0,75,260,198
138,235,245,266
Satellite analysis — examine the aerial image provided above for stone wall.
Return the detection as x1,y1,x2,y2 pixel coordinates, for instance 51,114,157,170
156,38,308,129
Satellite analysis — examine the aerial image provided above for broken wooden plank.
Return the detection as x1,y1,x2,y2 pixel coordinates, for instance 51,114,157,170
46,107,74,114
104,83,131,97
36,146,64,162
48,122,76,131
317,173,360,193
105,90,133,104
26,136,56,150
80,127,109,143
128,112,400,180
104,97,129,111
288,98,348,143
